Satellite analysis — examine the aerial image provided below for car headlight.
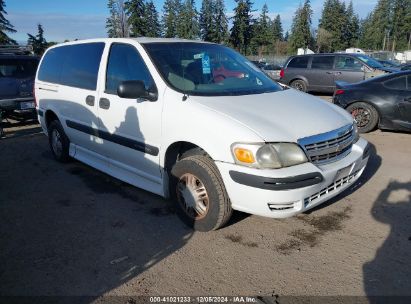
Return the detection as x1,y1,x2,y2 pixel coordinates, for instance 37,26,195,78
231,143,308,169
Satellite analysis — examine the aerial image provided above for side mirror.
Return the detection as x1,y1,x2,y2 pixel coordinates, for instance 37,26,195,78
117,80,158,101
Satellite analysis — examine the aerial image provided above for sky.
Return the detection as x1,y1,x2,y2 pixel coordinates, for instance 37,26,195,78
5,0,378,43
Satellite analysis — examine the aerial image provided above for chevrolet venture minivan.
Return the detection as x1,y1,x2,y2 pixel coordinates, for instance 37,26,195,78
35,38,370,231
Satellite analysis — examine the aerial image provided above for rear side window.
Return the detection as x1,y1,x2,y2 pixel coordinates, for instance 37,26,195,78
311,56,334,69
384,76,407,90
287,57,309,68
38,43,105,90
0,58,39,79
105,43,155,95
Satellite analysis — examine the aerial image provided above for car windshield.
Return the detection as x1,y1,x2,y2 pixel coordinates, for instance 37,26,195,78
355,55,385,69
0,58,39,79
143,42,282,96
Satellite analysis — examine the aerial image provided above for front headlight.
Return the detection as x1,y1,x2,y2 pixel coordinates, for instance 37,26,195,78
231,143,308,169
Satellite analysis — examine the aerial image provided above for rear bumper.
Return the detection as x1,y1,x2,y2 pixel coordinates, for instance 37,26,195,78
216,137,369,218
0,97,35,111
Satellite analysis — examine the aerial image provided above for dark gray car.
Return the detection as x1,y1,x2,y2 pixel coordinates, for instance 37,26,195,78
280,53,397,93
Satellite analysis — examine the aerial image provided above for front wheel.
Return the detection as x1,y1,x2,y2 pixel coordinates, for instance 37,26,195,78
346,102,379,133
170,154,232,231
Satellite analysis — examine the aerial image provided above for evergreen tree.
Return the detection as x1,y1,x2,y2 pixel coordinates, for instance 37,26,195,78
199,0,214,41
125,0,146,37
106,0,129,38
272,14,283,41
345,1,360,48
176,0,199,39
288,0,313,53
213,0,229,43
284,31,289,42
391,0,411,51
361,0,392,50
230,0,255,55
251,4,272,56
162,0,181,37
319,0,349,51
27,24,48,55
144,0,161,37
0,0,16,45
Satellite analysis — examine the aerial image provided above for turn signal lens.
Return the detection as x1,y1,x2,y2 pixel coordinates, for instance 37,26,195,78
234,148,255,164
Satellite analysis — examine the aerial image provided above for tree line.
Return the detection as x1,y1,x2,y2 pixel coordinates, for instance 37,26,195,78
1,0,410,56
0,0,52,54
291,0,411,54
106,0,287,55
107,0,411,55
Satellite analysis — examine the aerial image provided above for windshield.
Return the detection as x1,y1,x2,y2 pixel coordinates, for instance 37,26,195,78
355,55,385,69
143,42,282,96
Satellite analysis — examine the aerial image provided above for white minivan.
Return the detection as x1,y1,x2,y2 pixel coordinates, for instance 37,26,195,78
35,38,370,231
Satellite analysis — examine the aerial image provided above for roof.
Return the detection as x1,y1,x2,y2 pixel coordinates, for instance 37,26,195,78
51,37,214,49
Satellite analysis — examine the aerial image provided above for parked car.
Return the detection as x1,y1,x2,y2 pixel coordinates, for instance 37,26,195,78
400,63,411,71
280,53,397,93
36,38,369,231
333,71,411,133
262,64,282,81
377,59,401,68
0,50,39,116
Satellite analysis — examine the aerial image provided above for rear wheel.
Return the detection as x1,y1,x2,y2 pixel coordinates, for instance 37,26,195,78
346,102,379,133
170,154,232,231
290,79,307,92
48,120,70,162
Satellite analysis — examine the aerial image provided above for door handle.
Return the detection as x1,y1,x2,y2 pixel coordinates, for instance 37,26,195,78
85,95,95,106
326,72,334,74
334,72,342,75
404,97,411,102
99,98,110,109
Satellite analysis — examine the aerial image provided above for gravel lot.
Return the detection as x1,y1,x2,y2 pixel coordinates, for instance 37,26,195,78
0,110,410,300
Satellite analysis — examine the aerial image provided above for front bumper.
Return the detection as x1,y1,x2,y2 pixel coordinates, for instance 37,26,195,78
216,137,370,218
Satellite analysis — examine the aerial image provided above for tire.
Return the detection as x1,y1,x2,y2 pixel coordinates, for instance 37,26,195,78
170,154,232,231
346,102,379,133
48,120,70,162
290,79,307,92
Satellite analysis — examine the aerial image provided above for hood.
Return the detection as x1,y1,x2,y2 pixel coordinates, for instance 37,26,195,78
192,89,353,142
378,66,400,73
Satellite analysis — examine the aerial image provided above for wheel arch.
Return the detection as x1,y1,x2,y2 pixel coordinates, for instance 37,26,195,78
344,100,382,123
163,141,211,172
44,109,59,129
289,77,309,90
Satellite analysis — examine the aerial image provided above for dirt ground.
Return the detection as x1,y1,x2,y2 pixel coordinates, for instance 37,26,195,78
0,113,410,300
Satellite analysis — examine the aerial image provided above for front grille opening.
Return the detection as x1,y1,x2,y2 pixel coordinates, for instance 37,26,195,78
300,125,355,165
304,170,360,207
305,131,352,151
309,145,352,163
268,202,295,211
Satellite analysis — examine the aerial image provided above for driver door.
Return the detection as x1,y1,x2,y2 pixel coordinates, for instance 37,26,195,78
96,42,163,194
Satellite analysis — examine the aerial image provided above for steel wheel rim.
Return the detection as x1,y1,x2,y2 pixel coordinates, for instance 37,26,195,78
51,129,63,157
351,108,371,128
176,173,209,220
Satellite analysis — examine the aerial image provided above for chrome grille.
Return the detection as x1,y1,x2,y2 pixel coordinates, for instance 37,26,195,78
298,124,355,165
